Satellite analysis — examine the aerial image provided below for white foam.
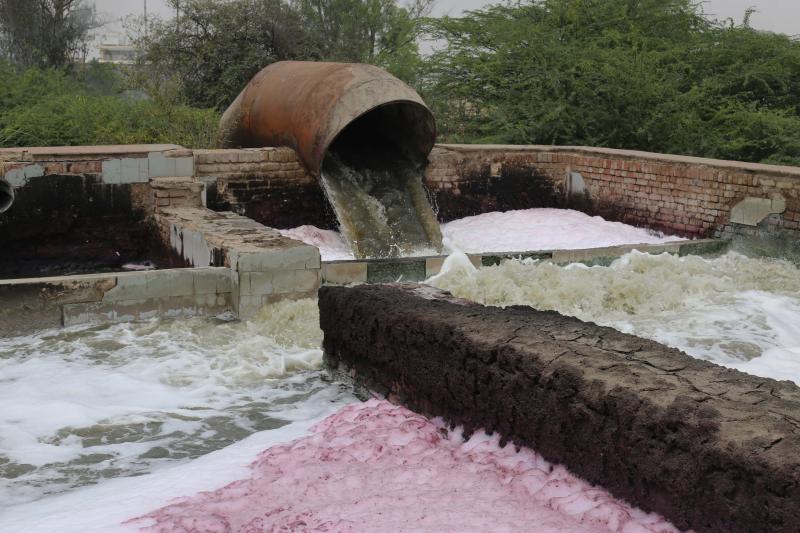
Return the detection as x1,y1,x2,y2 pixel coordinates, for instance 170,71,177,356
0,412,341,533
278,225,355,261
0,299,356,509
427,250,800,384
441,208,683,253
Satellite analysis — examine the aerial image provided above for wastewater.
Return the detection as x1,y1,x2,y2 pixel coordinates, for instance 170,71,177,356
2,250,799,518
428,250,800,383
0,299,356,510
319,118,443,260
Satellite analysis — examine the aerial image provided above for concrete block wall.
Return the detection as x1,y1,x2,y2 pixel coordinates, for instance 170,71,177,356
154,206,321,319
0,268,233,336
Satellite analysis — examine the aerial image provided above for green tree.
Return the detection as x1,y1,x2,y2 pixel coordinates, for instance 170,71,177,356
424,0,800,165
295,0,432,65
138,0,313,110
0,0,100,67
138,0,434,109
0,61,219,148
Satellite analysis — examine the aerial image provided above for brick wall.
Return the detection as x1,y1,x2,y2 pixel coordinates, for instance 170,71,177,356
0,146,183,278
427,144,800,239
5,143,799,243
194,148,335,230
424,146,564,222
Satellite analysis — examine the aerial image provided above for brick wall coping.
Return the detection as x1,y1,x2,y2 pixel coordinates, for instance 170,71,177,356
0,144,182,161
4,143,800,179
437,144,800,178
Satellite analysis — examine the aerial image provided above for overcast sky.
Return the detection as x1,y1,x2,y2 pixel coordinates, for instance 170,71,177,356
92,0,800,39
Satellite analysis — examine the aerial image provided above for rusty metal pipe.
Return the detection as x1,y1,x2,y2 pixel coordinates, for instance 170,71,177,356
217,62,436,175
0,178,13,213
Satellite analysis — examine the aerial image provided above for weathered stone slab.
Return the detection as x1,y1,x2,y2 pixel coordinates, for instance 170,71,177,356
322,262,368,284
155,207,321,318
320,284,800,533
0,268,234,335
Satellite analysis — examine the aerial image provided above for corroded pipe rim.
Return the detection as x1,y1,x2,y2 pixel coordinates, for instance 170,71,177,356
0,178,14,213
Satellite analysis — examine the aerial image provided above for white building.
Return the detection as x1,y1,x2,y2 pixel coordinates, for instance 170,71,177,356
96,32,138,64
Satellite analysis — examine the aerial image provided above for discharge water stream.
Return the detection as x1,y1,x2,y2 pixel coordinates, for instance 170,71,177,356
2,250,799,532
319,120,443,259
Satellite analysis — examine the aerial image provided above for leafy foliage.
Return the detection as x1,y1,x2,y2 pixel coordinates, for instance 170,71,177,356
0,62,219,148
3,0,800,164
423,0,800,165
137,0,433,110
0,0,100,68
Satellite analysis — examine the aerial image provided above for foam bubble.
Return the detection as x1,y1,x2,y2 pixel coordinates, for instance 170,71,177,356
0,299,354,508
427,251,800,384
132,400,680,533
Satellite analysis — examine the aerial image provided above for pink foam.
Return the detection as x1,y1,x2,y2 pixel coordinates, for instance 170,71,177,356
131,400,683,533
279,225,355,261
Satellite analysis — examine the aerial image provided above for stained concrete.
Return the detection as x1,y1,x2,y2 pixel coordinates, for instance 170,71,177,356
320,283,800,533
0,268,233,336
155,207,321,318
730,195,787,226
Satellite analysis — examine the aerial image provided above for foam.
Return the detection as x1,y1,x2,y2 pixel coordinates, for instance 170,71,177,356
0,299,354,508
278,225,355,261
440,208,683,254
280,208,684,261
428,250,800,384
132,400,680,533
0,412,343,533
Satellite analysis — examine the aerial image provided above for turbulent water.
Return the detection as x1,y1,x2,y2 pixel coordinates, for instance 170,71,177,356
320,152,442,259
3,248,800,528
428,251,800,384
0,299,355,509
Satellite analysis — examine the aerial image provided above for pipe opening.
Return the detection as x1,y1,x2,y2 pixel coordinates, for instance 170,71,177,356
218,62,442,258
326,102,436,170
0,178,14,214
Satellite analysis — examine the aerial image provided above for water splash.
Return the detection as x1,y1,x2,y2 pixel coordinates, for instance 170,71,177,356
320,151,442,259
428,251,800,384
0,299,355,508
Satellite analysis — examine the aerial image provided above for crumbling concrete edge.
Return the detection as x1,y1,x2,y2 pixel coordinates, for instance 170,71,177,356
0,267,234,336
154,206,322,320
